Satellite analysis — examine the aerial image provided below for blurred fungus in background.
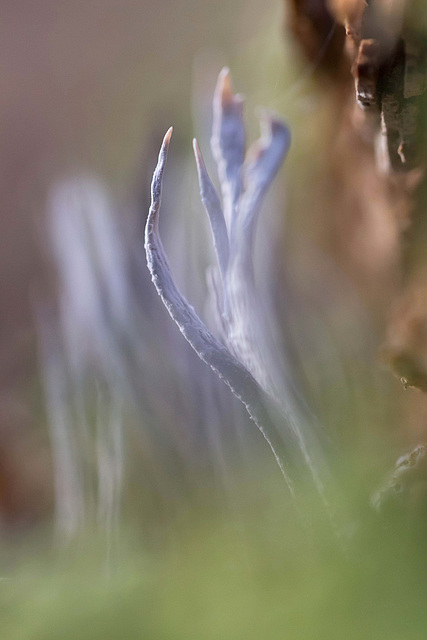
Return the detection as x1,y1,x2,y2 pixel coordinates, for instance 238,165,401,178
1,0,427,638
0,0,275,532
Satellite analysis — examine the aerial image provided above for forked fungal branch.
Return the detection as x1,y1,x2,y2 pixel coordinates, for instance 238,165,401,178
145,68,323,497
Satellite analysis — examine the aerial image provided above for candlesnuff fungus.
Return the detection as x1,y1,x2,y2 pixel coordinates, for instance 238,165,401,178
145,68,331,501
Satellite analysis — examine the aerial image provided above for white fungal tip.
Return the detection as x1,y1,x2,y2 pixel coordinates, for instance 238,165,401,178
163,127,173,145
217,67,234,107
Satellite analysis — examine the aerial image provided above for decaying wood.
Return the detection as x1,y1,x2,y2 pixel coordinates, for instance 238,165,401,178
284,0,427,395
372,443,427,515
353,38,382,108
382,275,427,392
287,0,426,171
286,0,347,74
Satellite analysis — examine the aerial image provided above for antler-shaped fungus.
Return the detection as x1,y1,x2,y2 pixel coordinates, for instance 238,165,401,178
145,69,328,498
